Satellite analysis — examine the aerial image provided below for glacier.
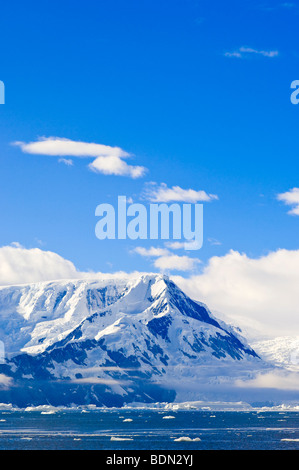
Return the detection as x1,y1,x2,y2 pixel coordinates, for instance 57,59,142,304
0,274,266,407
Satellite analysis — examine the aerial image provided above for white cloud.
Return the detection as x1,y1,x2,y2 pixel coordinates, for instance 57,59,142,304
133,245,200,272
236,371,299,391
13,137,146,179
89,155,146,178
0,244,141,286
13,137,130,158
71,377,129,386
277,187,299,215
0,244,79,285
133,246,170,257
58,158,73,166
240,47,279,58
225,47,279,58
143,182,218,203
154,254,200,272
165,241,186,250
173,249,299,338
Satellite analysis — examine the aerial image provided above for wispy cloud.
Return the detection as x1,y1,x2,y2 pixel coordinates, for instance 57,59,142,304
143,182,218,203
153,254,200,272
236,371,299,391
258,2,296,12
13,137,147,179
225,47,279,59
132,246,170,257
224,51,243,58
58,158,73,166
71,377,130,386
277,187,299,215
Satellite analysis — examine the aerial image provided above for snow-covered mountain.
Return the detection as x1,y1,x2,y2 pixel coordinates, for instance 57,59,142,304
0,274,262,406
252,336,299,372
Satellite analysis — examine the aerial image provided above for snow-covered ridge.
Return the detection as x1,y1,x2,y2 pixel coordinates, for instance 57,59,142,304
253,336,299,371
0,273,256,357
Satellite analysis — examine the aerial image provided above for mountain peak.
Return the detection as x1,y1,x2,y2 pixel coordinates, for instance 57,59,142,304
0,275,261,407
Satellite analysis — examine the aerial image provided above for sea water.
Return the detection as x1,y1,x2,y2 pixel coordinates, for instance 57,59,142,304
0,409,298,450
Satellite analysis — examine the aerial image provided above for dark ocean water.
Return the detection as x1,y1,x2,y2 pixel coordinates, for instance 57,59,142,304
0,409,298,450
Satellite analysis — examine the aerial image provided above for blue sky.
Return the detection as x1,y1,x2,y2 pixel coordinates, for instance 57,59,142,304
1,0,299,276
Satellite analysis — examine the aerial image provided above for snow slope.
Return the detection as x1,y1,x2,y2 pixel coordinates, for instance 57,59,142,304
253,337,299,372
